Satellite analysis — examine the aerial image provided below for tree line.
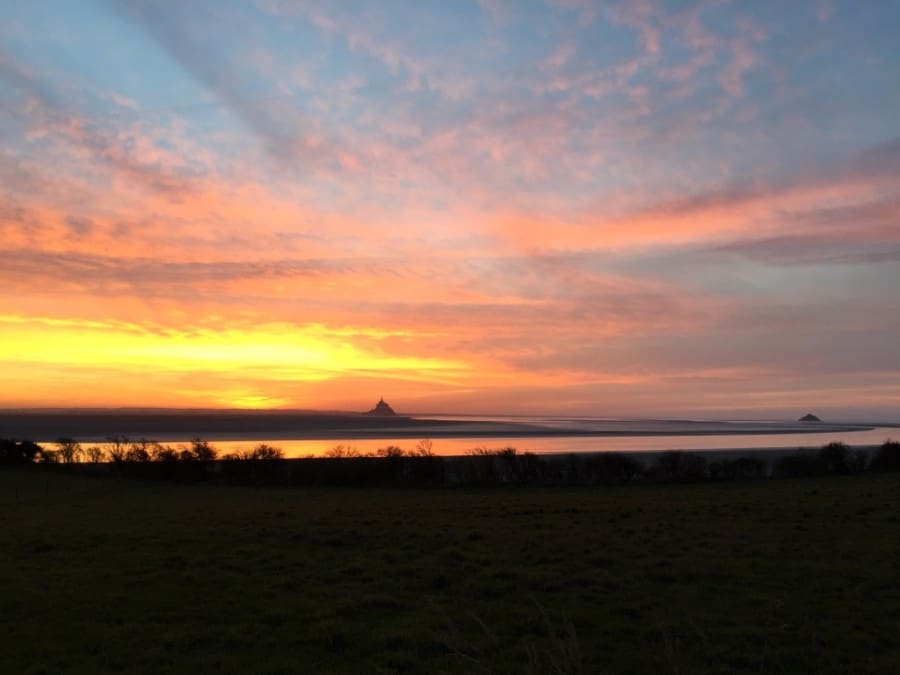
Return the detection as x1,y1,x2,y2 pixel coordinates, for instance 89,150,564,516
1,436,899,487
0,437,283,465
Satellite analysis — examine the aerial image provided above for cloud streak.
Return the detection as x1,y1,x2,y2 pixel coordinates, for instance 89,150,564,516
0,51,197,198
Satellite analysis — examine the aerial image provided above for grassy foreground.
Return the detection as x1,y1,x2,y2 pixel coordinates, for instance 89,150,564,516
2,470,899,674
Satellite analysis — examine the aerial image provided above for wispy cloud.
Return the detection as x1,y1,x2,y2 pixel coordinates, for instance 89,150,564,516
0,50,197,198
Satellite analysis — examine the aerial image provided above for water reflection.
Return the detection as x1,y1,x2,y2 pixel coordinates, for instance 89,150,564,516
88,426,897,458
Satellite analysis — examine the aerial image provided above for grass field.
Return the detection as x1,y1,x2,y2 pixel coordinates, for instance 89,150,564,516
2,469,899,674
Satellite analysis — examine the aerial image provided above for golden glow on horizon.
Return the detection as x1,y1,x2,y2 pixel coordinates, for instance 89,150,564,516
214,392,291,409
1,308,896,415
0,315,466,394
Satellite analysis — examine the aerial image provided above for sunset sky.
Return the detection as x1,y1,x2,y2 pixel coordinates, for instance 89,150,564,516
2,1,899,419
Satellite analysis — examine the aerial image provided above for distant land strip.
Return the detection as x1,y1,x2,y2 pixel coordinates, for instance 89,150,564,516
0,411,873,442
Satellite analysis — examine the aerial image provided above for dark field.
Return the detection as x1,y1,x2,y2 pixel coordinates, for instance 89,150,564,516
2,470,899,674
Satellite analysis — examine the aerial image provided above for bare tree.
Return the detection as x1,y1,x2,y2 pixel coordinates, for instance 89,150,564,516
85,445,105,463
107,436,130,463
56,438,83,464
325,444,362,458
223,444,284,461
413,439,435,456
251,444,283,460
126,439,152,463
376,445,405,458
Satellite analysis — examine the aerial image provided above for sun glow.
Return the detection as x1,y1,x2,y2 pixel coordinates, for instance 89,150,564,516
213,392,291,409
0,315,467,407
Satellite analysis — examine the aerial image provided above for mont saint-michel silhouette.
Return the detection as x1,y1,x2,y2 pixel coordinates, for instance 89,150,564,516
366,397,397,416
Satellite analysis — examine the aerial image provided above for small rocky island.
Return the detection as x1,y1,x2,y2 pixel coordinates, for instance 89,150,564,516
366,397,397,416
799,413,821,422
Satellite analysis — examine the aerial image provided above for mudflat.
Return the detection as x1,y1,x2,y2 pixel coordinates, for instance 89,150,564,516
0,411,475,441
0,410,870,443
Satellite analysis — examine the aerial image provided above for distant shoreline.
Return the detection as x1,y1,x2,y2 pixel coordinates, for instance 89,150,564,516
0,410,875,443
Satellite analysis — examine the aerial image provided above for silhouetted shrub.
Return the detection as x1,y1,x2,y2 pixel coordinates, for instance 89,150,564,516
818,442,852,474
150,443,179,463
251,444,283,460
407,453,446,484
324,444,363,458
578,452,645,484
285,457,385,486
773,451,823,478
515,451,548,483
709,456,767,480
0,439,43,465
468,446,505,456
104,439,223,480
648,451,708,482
458,447,522,484
38,448,59,463
223,444,285,461
870,439,900,472
125,439,153,463
496,448,525,482
183,438,218,462
376,445,405,458
223,449,249,461
848,450,867,473
220,445,287,484
106,436,130,463
17,428,890,489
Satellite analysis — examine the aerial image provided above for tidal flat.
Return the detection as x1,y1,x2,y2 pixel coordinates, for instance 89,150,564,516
2,469,899,674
